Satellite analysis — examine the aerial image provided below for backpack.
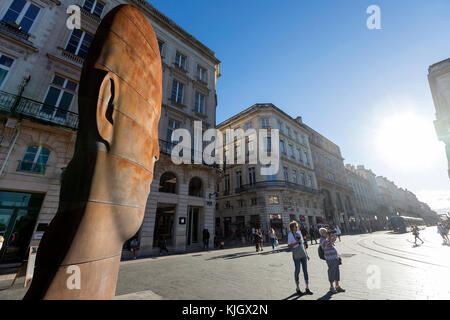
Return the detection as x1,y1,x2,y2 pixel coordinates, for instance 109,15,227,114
318,244,325,260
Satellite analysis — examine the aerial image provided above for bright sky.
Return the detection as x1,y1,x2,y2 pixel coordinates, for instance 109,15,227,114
150,0,450,212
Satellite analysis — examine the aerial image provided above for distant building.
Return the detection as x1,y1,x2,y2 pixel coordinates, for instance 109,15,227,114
302,124,356,232
428,58,450,178
215,104,324,242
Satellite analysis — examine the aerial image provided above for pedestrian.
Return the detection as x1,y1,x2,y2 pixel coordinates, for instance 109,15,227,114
130,237,139,259
437,223,449,244
282,227,287,242
412,225,424,245
309,226,318,245
203,228,210,250
288,221,313,295
319,227,345,294
269,228,278,251
159,235,169,255
335,225,342,242
258,229,264,251
0,235,4,251
254,228,262,252
300,224,308,249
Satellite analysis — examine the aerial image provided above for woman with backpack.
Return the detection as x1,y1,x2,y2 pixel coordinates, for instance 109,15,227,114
412,225,424,245
287,221,313,295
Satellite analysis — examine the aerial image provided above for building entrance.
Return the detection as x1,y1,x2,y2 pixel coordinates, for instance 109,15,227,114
153,204,175,248
0,191,44,263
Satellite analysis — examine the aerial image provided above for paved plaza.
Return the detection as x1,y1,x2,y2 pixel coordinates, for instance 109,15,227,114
0,227,449,300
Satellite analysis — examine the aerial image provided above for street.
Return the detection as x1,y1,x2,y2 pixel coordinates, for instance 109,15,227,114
1,227,449,300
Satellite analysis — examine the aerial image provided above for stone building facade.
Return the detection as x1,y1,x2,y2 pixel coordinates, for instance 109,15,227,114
302,124,355,232
215,104,324,241
428,58,450,178
0,0,220,263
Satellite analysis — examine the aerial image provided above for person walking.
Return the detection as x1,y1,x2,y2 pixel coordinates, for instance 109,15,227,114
159,235,169,255
319,228,345,294
288,221,313,295
335,225,342,242
203,228,210,250
254,228,262,252
269,228,279,251
309,226,318,245
282,227,287,243
258,229,264,251
412,225,424,245
130,237,139,260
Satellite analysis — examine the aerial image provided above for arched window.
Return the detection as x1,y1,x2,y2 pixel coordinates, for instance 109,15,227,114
18,146,50,174
189,177,203,197
159,172,177,194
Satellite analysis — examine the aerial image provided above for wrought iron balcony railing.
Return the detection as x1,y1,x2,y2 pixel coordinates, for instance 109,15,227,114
0,91,79,130
0,20,31,42
235,180,321,195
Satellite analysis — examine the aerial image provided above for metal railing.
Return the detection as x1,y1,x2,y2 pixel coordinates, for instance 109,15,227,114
0,91,79,130
235,180,320,195
0,20,30,42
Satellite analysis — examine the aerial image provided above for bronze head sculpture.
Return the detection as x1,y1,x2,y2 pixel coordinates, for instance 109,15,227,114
24,5,162,299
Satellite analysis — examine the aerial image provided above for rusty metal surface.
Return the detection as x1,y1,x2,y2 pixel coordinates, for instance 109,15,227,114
23,5,162,300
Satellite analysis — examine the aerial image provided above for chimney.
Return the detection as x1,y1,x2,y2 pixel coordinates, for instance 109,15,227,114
296,116,303,124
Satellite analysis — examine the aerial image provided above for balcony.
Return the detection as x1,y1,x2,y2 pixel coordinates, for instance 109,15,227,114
59,47,84,66
0,20,33,46
0,91,79,130
235,180,321,195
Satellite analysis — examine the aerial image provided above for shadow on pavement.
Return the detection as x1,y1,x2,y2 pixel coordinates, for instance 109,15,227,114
317,292,333,300
282,293,302,300
205,248,289,261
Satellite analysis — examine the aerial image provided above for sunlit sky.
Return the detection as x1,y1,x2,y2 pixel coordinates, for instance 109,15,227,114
150,0,450,212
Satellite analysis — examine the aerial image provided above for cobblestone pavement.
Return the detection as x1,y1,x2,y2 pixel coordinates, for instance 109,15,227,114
0,227,449,300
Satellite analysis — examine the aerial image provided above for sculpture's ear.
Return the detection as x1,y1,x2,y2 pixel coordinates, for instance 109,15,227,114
96,73,115,148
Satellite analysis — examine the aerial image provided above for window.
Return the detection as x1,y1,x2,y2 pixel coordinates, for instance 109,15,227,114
224,174,230,194
288,144,294,158
18,146,50,174
297,148,302,162
327,159,332,168
42,75,77,118
248,167,256,186
304,151,310,165
265,136,272,152
294,131,298,141
197,66,206,82
280,140,286,154
300,172,306,185
260,118,270,128
277,120,282,131
195,92,205,114
265,164,276,181
313,202,317,209
159,172,177,194
285,126,290,137
167,119,180,142
171,80,184,104
65,29,93,59
82,0,104,17
283,167,289,181
268,196,279,205
251,197,257,206
175,52,186,69
238,200,245,207
236,171,242,188
157,39,164,56
306,200,310,208
188,177,203,197
0,55,14,89
226,201,231,209
245,122,252,130
307,174,312,187
2,0,40,33
292,170,297,184
328,173,335,181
